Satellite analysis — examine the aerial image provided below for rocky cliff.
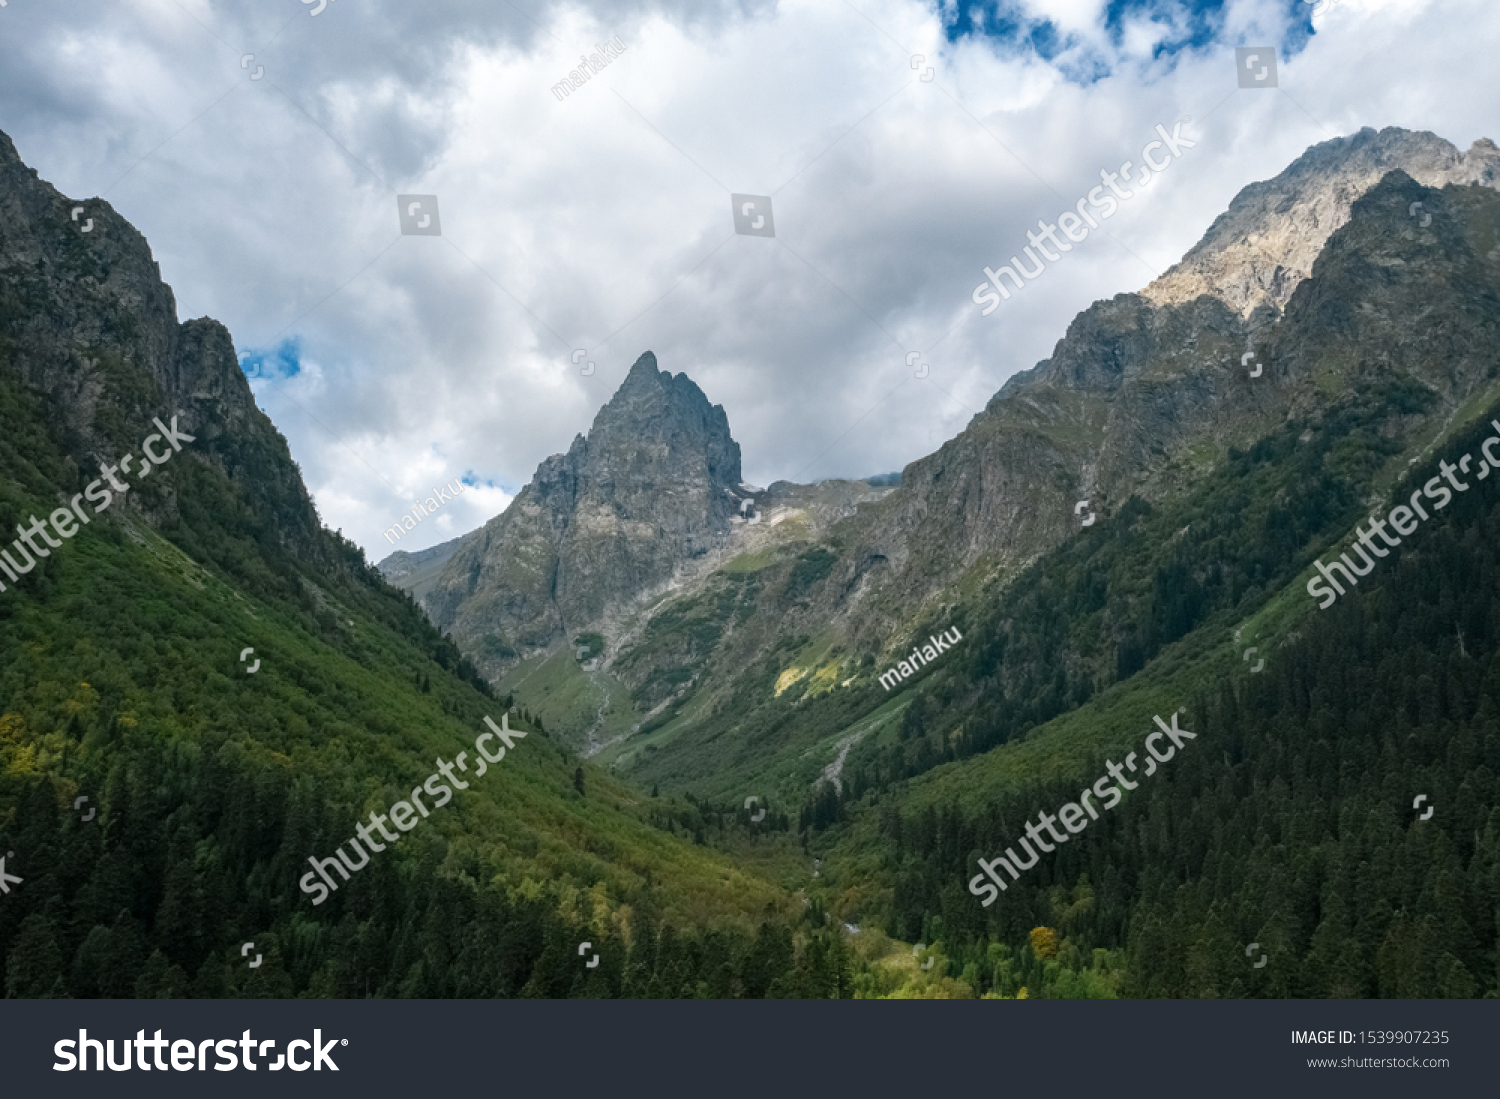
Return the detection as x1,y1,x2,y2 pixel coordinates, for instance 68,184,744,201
420,351,748,670
1141,126,1500,316
0,130,326,563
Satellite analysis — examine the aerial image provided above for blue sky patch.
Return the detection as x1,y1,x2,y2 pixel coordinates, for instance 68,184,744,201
237,339,303,381
938,0,1312,78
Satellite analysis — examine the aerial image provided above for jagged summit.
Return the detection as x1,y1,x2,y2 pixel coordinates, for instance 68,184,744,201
581,350,743,498
1141,126,1500,317
620,349,663,386
421,352,744,668
0,128,327,563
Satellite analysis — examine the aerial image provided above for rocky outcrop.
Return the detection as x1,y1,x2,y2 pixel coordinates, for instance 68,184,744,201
0,129,326,561
1141,127,1500,317
422,352,745,670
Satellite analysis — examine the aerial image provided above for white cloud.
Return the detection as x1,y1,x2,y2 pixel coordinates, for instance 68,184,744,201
0,0,1493,556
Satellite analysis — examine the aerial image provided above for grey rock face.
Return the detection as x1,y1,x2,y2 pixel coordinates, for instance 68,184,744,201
0,129,325,560
1142,127,1500,317
423,351,743,671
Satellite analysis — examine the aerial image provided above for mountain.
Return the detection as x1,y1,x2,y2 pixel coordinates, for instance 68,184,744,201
406,351,895,704
421,352,746,665
377,537,463,604
393,127,1500,790
0,128,834,1000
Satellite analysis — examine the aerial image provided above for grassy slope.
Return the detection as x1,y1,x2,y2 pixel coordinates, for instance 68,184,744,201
498,646,638,755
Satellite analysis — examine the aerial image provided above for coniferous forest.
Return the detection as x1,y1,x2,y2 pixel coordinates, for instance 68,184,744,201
869,398,1500,998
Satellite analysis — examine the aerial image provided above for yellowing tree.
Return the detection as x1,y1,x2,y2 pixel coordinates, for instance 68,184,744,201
1029,926,1060,960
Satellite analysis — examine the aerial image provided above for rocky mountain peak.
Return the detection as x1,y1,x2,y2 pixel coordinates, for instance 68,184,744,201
619,349,664,389
1142,126,1500,317
0,128,326,561
421,352,744,671
575,351,743,497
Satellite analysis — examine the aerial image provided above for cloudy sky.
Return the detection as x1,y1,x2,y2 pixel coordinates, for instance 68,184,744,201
2,0,1495,556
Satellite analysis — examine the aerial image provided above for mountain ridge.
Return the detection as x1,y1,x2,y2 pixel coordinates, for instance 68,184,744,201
4,114,1500,999
387,125,1500,778
0,127,810,1000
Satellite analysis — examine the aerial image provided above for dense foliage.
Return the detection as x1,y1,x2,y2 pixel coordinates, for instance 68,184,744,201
830,374,1436,803
866,394,1500,997
0,357,816,998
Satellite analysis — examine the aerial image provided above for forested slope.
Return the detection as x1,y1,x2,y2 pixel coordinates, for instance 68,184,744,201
0,129,842,999
814,387,1500,998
